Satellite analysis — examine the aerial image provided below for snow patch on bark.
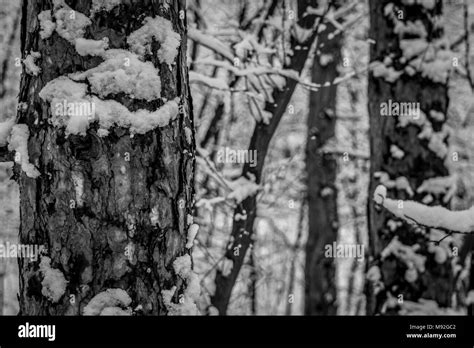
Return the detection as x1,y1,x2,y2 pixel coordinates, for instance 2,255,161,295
39,256,68,303
186,224,199,249
227,175,261,203
53,2,92,44
70,49,162,100
128,16,181,66
83,288,132,315
8,125,40,178
23,52,41,76
75,38,109,57
38,10,55,39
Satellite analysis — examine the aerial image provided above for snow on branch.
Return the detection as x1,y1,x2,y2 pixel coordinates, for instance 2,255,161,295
374,185,474,234
188,28,235,62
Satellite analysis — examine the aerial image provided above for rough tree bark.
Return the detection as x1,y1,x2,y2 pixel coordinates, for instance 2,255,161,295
11,0,195,315
211,0,324,315
366,0,454,315
305,18,342,315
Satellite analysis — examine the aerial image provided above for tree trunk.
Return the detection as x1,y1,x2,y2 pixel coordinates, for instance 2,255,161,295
211,0,323,315
305,19,342,315
366,0,454,315
15,0,195,316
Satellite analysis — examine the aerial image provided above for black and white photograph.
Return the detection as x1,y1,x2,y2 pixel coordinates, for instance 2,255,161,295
0,0,473,346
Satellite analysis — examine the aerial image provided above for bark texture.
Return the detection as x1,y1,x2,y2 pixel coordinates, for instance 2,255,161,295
367,0,454,315
17,0,195,315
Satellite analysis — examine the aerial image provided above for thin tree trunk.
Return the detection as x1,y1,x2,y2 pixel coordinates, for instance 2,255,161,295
12,0,195,315
211,0,325,315
304,16,342,316
366,0,453,315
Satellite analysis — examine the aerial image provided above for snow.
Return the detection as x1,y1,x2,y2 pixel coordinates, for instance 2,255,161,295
91,0,123,15
220,258,233,277
372,61,403,83
186,224,199,249
70,49,162,101
390,144,404,159
71,171,84,207
83,288,132,315
0,118,15,146
75,38,109,57
173,254,192,279
92,96,180,134
7,125,40,178
127,16,181,65
23,52,41,76
381,237,426,272
227,176,261,203
417,175,457,204
374,185,474,232
163,254,201,315
38,11,55,39
39,256,67,303
53,5,92,44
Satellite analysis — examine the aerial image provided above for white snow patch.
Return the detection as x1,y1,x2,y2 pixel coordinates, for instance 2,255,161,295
227,176,261,203
38,10,56,39
70,49,162,101
186,224,199,249
83,288,132,315
173,254,192,278
23,52,41,76
128,16,181,65
39,256,67,303
220,258,233,277
53,5,92,43
71,171,84,207
75,37,109,56
8,125,40,178
374,185,474,233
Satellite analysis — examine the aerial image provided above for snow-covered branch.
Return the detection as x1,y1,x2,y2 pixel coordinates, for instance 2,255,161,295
373,185,474,234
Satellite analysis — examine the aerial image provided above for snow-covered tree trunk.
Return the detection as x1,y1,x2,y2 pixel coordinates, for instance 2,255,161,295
366,0,454,315
305,20,342,315
13,0,196,315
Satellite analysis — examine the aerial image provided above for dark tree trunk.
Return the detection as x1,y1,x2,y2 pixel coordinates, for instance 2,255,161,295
15,0,195,315
304,20,342,315
211,0,323,315
366,0,453,315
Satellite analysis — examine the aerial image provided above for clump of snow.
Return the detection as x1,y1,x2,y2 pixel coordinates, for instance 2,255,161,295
70,49,162,100
372,61,403,83
53,5,92,44
367,265,381,282
186,224,199,249
163,254,201,315
83,288,132,315
38,11,55,39
39,256,67,303
0,118,15,146
75,37,109,56
173,254,192,279
390,144,404,159
381,237,426,272
128,16,181,65
92,96,180,134
71,171,85,207
23,52,41,76
8,125,40,178
374,185,474,233
417,175,457,204
91,0,123,15
227,176,261,203
220,258,233,277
